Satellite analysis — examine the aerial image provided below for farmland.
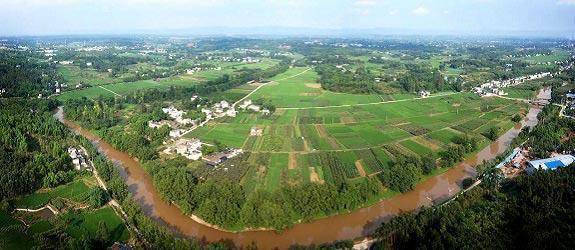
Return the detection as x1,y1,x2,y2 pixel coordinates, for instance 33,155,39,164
188,67,528,190
249,67,420,108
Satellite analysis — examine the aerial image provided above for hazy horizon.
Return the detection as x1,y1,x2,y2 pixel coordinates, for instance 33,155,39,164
1,0,575,38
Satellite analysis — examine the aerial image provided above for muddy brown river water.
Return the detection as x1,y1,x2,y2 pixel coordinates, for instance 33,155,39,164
55,88,550,249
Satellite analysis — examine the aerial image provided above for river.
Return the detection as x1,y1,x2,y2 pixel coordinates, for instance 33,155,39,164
54,88,551,249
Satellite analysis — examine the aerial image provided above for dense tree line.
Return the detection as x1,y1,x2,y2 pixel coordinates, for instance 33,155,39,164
316,64,379,94
0,51,63,97
143,157,383,230
523,105,575,157
372,164,575,249
0,99,75,200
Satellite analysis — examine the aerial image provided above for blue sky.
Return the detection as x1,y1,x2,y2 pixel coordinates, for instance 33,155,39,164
1,0,574,36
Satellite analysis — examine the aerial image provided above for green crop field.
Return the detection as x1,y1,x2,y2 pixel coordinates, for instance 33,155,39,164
64,206,130,242
249,67,421,108
58,66,118,86
14,178,93,209
522,50,570,63
193,78,527,188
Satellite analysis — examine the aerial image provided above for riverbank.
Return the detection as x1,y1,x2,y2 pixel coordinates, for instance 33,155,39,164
54,88,550,249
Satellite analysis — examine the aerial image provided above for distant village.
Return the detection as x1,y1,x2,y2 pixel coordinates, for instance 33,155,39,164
473,72,552,97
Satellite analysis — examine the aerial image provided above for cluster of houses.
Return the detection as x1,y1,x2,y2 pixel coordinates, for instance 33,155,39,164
494,147,574,178
473,72,552,97
201,100,237,120
162,138,243,166
238,99,271,115
67,147,91,171
148,106,198,138
163,138,203,160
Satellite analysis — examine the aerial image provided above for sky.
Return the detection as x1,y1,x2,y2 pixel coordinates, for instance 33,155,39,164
0,0,574,37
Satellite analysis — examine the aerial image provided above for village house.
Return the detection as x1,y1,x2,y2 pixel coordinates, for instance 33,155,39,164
247,104,261,112
169,129,185,138
419,90,431,98
202,149,243,166
148,120,172,129
68,147,90,171
162,106,193,125
171,138,203,160
239,100,253,109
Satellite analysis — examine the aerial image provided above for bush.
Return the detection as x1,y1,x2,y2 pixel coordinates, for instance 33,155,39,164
462,177,475,189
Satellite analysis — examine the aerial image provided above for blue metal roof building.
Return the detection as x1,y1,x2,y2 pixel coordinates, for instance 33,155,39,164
527,155,575,173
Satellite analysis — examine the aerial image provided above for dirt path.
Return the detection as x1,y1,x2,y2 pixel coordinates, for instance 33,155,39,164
277,92,457,111
98,85,122,97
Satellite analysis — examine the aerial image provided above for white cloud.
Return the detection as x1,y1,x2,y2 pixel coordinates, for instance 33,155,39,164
389,9,398,15
412,5,429,16
558,0,575,5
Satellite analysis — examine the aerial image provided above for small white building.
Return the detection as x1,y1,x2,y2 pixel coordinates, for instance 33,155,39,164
220,100,230,109
250,127,263,136
169,129,184,138
239,100,252,109
226,108,237,117
148,120,172,129
262,109,271,116
247,104,261,112
419,90,431,98
68,147,90,171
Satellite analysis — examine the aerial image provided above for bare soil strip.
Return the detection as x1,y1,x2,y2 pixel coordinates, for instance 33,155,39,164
355,160,367,177
288,153,298,170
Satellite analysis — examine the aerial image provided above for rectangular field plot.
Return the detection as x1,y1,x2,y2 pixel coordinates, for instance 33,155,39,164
354,149,385,175
400,139,435,156
427,128,462,144
264,154,288,191
186,123,251,148
306,152,359,185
